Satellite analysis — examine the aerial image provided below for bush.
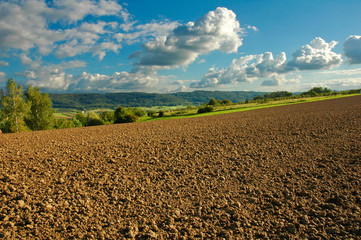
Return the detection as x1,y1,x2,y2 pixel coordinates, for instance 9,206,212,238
72,118,83,128
147,110,156,117
99,111,114,124
208,98,217,105
86,112,104,126
129,108,147,117
114,106,139,123
221,99,232,105
158,110,165,117
54,118,75,129
197,106,213,114
74,112,87,126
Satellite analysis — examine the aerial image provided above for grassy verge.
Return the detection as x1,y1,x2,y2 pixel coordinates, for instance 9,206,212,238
139,94,360,122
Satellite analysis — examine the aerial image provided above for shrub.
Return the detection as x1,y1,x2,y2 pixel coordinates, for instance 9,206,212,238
54,118,75,129
74,112,87,126
99,111,114,124
221,99,232,105
129,108,147,117
158,110,165,117
147,110,156,117
114,106,139,123
197,106,213,114
86,112,104,126
208,98,217,105
72,118,83,127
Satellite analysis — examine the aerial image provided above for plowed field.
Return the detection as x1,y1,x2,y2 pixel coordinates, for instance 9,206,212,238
1,95,361,239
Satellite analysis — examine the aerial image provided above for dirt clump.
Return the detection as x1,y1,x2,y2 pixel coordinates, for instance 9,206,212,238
1,95,360,239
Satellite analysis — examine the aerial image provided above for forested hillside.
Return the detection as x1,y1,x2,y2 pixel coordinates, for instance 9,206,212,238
49,91,265,109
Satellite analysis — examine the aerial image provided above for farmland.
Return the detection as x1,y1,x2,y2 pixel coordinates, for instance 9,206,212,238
0,95,360,239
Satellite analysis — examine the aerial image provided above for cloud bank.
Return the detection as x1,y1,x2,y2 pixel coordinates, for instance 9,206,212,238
0,0,127,58
192,37,343,88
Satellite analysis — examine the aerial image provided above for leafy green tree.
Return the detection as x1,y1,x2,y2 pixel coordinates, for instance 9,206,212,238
197,106,213,114
24,85,55,131
114,107,139,123
0,78,29,133
221,99,232,105
128,107,147,117
74,112,87,126
54,118,75,129
158,110,165,117
99,111,114,124
147,110,156,117
86,112,104,126
72,117,83,127
208,98,217,105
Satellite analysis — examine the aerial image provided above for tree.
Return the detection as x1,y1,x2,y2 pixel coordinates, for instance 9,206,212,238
86,112,104,126
25,85,55,131
208,98,217,105
0,78,29,133
74,112,87,126
114,107,139,123
54,118,75,129
99,111,114,124
197,106,213,114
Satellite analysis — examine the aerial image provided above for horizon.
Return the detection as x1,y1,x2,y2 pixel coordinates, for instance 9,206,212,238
1,0,361,93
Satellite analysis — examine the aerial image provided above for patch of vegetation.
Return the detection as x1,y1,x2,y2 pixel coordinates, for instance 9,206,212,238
197,106,214,114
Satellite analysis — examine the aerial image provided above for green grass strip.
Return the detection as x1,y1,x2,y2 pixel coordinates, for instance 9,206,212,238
140,94,360,122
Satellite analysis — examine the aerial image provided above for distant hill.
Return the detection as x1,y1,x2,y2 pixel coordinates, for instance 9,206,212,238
49,91,266,110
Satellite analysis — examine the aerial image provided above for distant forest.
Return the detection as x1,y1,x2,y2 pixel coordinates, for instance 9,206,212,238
49,91,266,110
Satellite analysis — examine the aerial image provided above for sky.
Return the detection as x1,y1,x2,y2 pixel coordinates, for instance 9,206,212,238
1,0,361,93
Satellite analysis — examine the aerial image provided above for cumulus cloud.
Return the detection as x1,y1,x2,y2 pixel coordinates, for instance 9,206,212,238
288,37,343,70
343,35,361,64
192,37,342,88
191,52,288,87
130,7,243,68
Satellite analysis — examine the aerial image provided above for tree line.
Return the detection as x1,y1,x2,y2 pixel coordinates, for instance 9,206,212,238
251,88,360,102
0,79,149,133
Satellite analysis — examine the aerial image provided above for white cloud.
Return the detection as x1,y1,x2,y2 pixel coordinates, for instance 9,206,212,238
319,68,361,76
343,35,361,64
0,0,125,59
0,60,9,66
114,20,179,44
192,37,342,88
17,62,165,93
191,52,288,87
247,25,258,31
16,60,87,90
47,0,127,23
0,71,6,80
131,7,243,68
324,78,361,89
71,67,161,92
288,37,342,70
19,53,41,68
0,0,62,54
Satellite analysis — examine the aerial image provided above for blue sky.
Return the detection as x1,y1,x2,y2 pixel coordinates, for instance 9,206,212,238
1,0,361,93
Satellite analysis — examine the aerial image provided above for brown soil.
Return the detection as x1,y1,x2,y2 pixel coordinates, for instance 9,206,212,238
1,96,361,239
